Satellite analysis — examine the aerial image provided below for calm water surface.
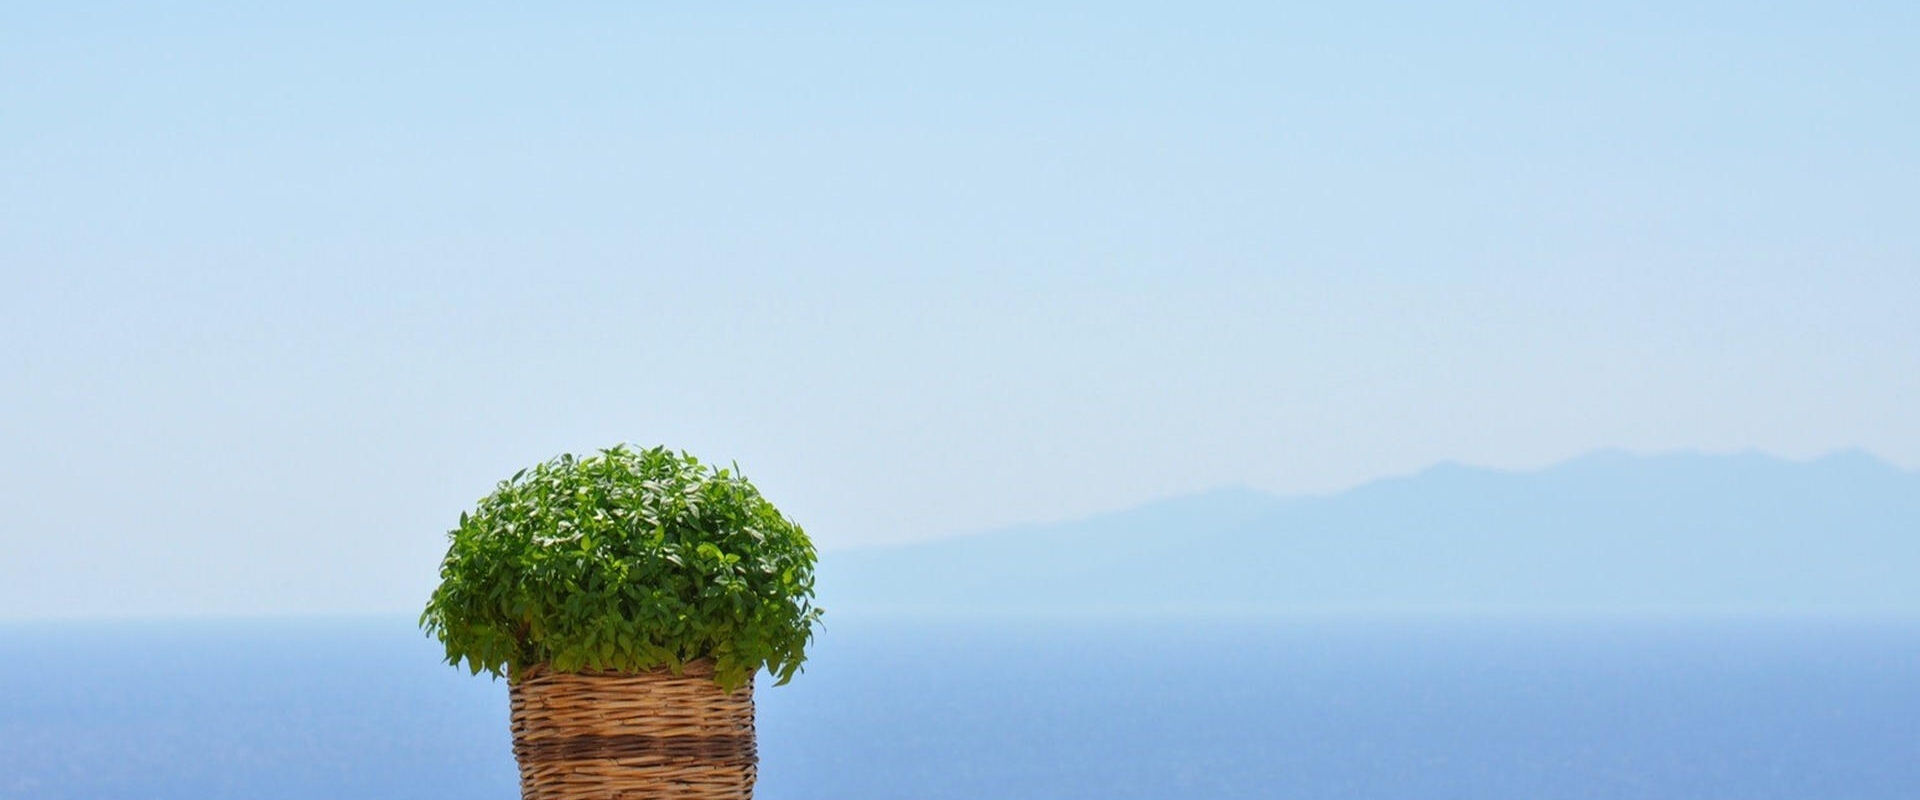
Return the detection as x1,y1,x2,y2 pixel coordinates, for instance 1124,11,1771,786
2,616,1916,799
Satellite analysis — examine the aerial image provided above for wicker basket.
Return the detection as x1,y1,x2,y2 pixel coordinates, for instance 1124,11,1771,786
509,660,756,799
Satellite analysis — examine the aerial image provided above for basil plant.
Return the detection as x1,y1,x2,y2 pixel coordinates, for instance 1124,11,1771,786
422,445,821,689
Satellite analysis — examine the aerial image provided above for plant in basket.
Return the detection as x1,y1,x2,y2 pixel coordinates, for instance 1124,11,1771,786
421,445,822,799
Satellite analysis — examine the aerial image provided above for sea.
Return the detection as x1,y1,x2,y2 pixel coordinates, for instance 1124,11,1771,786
2,615,1916,799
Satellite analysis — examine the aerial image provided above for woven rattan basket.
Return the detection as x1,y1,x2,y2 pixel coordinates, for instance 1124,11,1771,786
509,660,756,799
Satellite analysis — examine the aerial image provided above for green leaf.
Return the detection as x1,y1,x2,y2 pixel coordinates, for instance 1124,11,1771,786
419,444,822,691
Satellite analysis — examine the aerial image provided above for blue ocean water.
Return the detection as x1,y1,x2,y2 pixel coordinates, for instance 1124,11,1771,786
2,616,1916,799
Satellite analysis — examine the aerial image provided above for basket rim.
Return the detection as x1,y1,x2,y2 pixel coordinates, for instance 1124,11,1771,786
510,657,734,683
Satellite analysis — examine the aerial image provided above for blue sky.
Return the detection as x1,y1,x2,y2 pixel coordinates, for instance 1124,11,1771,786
2,1,1916,617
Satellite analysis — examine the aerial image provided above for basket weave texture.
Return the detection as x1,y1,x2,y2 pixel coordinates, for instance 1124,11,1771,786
509,660,756,799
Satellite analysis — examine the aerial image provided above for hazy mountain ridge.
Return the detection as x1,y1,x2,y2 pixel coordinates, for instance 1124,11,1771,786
820,450,1920,613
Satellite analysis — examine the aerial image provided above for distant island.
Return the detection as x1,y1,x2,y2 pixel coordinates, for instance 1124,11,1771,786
821,450,1920,614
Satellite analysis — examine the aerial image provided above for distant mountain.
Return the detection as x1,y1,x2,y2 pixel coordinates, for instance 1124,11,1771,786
820,450,1920,614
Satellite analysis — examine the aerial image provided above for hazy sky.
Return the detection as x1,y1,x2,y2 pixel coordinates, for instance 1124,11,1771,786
3,1,1916,617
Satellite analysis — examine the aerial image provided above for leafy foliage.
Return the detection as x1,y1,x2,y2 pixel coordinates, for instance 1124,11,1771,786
421,445,822,689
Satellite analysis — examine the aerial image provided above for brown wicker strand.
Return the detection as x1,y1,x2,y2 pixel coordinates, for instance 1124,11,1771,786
510,660,756,799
